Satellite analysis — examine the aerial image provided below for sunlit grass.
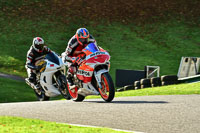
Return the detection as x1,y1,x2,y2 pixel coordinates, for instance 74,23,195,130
0,116,129,133
87,82,200,99
0,17,200,81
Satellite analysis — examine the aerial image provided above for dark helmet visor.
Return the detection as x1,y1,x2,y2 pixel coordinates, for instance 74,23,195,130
79,38,89,44
35,44,44,51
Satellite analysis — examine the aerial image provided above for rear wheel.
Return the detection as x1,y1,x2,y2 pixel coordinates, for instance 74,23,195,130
98,73,115,102
34,88,50,101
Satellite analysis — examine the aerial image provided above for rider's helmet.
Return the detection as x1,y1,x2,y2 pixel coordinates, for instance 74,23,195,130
32,37,45,53
75,28,89,45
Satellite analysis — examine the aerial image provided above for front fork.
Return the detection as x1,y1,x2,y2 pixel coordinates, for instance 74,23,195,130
94,69,109,89
53,70,65,87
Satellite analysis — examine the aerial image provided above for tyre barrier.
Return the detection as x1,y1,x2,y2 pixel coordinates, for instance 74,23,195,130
117,85,134,92
161,75,179,86
161,75,178,82
140,78,151,85
134,81,141,90
124,85,134,90
161,80,179,86
116,87,124,92
117,75,179,92
151,77,161,87
141,84,151,89
152,84,160,87
140,78,151,89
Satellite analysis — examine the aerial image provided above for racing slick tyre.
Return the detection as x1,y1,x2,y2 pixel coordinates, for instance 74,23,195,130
73,94,85,102
98,73,115,102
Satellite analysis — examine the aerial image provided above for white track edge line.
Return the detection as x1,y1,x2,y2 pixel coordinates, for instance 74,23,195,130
57,122,145,133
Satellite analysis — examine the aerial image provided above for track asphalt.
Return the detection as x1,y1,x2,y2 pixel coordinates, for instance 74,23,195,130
0,95,200,133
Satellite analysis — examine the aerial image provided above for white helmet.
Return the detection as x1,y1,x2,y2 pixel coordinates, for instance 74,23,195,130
32,37,45,52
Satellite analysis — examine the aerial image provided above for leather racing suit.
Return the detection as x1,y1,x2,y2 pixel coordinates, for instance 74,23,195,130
25,46,51,85
61,34,96,86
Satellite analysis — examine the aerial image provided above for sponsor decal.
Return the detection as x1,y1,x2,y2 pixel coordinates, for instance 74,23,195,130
77,70,91,77
50,64,54,67
89,52,106,58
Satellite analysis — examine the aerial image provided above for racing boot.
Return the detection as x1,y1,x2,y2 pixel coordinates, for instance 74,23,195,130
28,74,40,90
67,74,76,90
35,83,41,90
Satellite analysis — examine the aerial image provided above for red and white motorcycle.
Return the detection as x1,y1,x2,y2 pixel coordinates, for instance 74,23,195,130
65,43,115,102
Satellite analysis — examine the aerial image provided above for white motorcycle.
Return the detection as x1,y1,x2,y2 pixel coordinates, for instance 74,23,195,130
25,52,71,101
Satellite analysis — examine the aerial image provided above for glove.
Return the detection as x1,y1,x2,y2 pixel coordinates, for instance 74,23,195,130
71,57,77,64
36,62,46,70
75,57,83,65
36,65,43,70
65,56,73,63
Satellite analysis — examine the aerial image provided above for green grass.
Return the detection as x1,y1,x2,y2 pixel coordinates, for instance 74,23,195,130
0,77,62,103
0,14,200,80
87,82,200,99
0,1,199,132
0,77,36,103
0,8,200,103
0,116,128,133
115,82,200,96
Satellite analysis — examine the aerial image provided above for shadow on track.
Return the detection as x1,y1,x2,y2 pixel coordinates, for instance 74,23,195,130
84,100,168,104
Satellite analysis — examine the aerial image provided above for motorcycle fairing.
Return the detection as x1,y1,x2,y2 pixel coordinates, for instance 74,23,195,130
84,43,99,52
77,63,94,83
83,43,110,65
45,52,60,65
76,43,110,84
94,69,109,89
39,52,66,97
86,54,110,64
78,83,99,96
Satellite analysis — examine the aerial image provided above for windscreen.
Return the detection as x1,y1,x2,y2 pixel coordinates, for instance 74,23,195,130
45,52,60,65
85,43,99,53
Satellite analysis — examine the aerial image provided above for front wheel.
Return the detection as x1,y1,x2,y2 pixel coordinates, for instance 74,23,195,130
98,73,115,102
57,75,71,100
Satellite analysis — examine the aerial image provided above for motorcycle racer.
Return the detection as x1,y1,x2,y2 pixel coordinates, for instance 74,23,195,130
25,37,52,89
62,28,97,88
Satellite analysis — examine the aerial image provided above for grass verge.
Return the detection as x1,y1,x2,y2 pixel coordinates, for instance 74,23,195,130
0,116,129,133
0,77,36,103
0,77,62,103
87,82,200,99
